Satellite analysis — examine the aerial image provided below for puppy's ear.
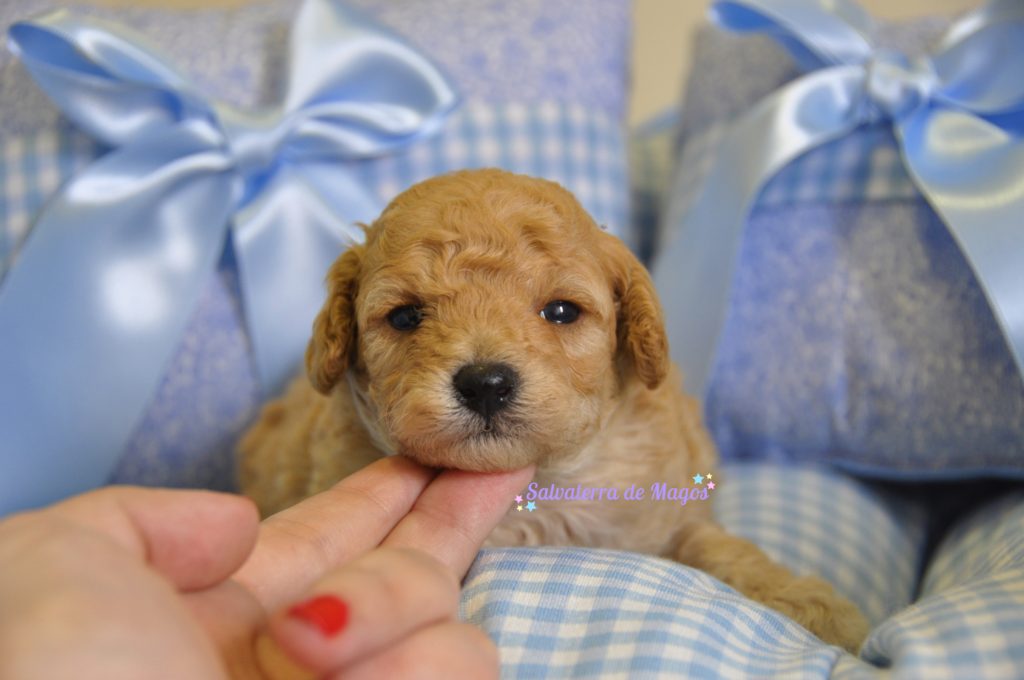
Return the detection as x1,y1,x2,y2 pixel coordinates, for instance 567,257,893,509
306,245,362,394
598,232,669,389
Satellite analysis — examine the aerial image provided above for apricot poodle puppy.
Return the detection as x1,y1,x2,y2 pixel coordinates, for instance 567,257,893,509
239,169,869,652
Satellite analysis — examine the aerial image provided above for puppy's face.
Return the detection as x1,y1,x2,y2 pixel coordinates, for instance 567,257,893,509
306,170,667,471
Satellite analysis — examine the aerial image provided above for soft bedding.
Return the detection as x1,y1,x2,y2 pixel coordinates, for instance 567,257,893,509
2,1,1021,676
463,464,1024,678
0,0,632,514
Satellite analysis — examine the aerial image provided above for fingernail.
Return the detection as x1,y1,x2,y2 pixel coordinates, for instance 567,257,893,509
287,595,349,637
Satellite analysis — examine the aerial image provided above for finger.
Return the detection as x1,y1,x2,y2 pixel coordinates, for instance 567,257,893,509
382,465,534,578
234,456,437,610
265,547,459,673
0,498,233,679
7,486,260,591
329,622,498,680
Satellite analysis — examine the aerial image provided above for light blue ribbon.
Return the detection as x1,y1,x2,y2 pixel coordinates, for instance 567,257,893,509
0,0,457,513
652,0,1024,396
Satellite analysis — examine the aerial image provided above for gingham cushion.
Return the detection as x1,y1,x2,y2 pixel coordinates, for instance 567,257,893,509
665,25,942,227
463,547,846,679
713,464,925,626
839,490,1024,678
0,0,632,500
657,16,1024,479
0,103,629,281
461,465,1024,679
665,124,918,251
922,491,1024,597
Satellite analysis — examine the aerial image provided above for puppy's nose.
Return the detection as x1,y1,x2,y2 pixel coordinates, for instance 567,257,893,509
453,363,518,419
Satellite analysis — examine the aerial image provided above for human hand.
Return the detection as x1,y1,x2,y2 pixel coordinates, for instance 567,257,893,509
0,457,533,679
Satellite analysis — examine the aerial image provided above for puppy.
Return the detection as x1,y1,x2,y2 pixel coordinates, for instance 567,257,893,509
239,169,869,652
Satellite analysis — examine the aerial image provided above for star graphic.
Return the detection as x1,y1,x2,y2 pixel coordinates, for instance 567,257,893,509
516,505,523,512
706,474,713,480
526,501,537,512
514,495,523,503
707,481,716,491
692,473,704,485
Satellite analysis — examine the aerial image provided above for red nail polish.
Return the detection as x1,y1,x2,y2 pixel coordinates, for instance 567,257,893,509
287,594,349,637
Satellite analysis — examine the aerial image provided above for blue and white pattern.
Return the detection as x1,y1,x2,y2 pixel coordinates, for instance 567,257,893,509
668,124,918,230
344,0,629,116
0,0,629,130
842,489,1024,678
463,547,847,678
704,199,1024,477
1,103,629,281
0,103,628,493
713,464,925,626
0,124,97,278
921,491,1024,598
0,0,631,494
462,464,1024,678
673,19,949,153
657,18,1024,479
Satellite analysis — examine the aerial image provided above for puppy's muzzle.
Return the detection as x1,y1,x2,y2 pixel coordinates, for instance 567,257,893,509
453,363,518,420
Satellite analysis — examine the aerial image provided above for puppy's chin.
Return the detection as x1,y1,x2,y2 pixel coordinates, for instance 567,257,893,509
395,426,542,472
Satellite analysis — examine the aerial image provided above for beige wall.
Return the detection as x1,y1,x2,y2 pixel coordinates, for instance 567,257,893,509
87,0,981,127
629,0,980,126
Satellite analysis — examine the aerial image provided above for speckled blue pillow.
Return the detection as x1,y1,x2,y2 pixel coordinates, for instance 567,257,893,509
658,21,1024,479
0,0,631,501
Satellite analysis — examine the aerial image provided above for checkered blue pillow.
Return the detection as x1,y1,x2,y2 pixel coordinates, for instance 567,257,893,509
657,20,1024,479
463,464,1024,678
0,0,632,500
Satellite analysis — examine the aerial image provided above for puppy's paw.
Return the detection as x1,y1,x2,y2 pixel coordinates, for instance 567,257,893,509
763,575,870,654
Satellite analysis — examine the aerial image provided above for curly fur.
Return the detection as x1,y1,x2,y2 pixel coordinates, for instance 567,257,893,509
239,169,869,652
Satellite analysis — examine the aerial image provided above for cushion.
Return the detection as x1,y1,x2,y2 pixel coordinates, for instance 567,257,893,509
0,0,632,512
461,464,1024,678
654,16,1024,479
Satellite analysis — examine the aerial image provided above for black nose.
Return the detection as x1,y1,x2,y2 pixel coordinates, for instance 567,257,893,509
453,363,518,419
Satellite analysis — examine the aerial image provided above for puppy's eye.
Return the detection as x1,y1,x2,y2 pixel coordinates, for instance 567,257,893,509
387,305,422,331
539,300,580,324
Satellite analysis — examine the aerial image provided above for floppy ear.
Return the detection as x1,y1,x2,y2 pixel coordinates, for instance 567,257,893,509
306,245,362,394
598,232,669,389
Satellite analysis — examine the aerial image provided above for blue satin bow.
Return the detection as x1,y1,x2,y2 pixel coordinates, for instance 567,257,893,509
0,0,457,513
652,0,1024,396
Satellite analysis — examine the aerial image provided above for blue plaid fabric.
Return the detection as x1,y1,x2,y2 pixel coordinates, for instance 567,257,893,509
656,15,1024,480
462,465,1024,678
0,103,629,283
0,101,628,495
670,122,918,228
662,121,919,268
713,464,926,627
923,491,1024,597
0,0,632,500
662,19,947,243
347,101,631,249
463,547,846,679
0,125,99,278
837,490,1024,678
